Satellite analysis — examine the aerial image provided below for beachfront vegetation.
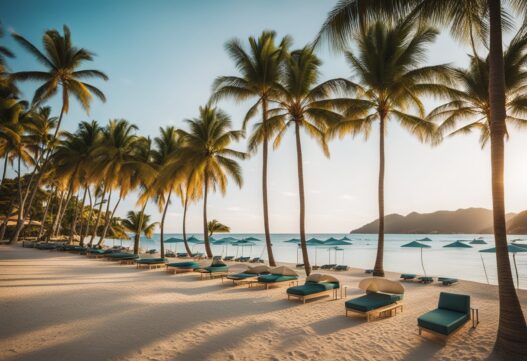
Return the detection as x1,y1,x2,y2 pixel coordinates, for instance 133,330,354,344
1,1,526,356
207,219,230,237
318,0,527,357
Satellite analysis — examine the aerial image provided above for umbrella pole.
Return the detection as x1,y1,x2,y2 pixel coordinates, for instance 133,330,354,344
315,248,318,266
296,247,299,265
480,254,489,284
420,248,426,277
513,253,519,289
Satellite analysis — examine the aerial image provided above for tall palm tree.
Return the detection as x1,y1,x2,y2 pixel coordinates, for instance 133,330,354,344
317,1,527,355
212,31,290,266
10,25,108,243
268,47,353,276
430,28,527,146
178,105,246,258
207,219,230,237
121,210,158,254
331,19,452,277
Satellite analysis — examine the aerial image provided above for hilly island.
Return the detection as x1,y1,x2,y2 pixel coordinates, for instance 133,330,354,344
351,208,527,234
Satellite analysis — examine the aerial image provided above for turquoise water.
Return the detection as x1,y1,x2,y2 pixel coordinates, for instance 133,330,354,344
103,233,527,289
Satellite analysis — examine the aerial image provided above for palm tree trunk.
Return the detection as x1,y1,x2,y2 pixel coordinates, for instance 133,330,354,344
9,156,23,244
295,121,311,276
487,0,527,357
134,202,148,255
70,187,87,243
53,185,73,237
96,188,113,246
38,187,55,240
97,193,122,246
0,197,14,241
373,115,386,277
262,98,276,266
203,175,213,258
159,189,172,258
1,153,8,185
10,104,66,244
182,192,192,256
89,184,108,246
79,187,93,247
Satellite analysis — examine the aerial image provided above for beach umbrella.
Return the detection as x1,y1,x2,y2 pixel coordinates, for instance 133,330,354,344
218,236,239,243
187,236,204,244
285,238,301,243
401,241,431,277
339,236,351,241
470,239,488,245
323,238,352,246
164,237,185,243
241,236,261,242
232,240,256,257
480,244,527,288
417,237,433,242
444,240,473,248
326,246,345,264
306,238,325,245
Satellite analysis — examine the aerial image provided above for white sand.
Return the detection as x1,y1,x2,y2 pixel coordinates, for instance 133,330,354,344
1,246,526,361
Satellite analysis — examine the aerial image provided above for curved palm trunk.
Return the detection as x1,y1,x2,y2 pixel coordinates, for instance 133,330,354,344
487,0,527,357
294,121,311,276
159,189,173,258
10,105,66,244
54,184,75,237
79,188,93,247
89,184,108,246
38,187,55,240
1,153,8,185
373,115,386,277
97,194,121,246
203,176,213,258
96,188,114,246
262,99,276,266
9,156,23,244
182,193,192,256
0,197,14,241
70,187,87,243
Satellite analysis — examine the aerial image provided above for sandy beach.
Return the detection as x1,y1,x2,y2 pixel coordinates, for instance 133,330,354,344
1,245,525,361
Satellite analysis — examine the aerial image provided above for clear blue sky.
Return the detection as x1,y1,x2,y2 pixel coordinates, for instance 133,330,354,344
2,0,526,233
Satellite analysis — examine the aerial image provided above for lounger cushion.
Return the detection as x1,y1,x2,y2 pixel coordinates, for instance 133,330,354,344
438,292,470,314
258,274,298,283
227,273,257,280
204,265,229,273
287,282,339,296
418,309,469,335
400,274,416,279
136,258,167,264
167,261,200,269
345,292,402,312
107,253,138,259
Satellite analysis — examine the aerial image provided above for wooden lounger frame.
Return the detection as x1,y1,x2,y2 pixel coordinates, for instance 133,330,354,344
136,262,166,270
86,253,106,259
195,269,230,282
287,288,341,304
165,265,196,274
345,302,403,322
120,259,136,265
255,279,299,290
227,276,259,286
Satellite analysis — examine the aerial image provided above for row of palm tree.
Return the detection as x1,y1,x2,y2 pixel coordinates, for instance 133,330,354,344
1,0,526,356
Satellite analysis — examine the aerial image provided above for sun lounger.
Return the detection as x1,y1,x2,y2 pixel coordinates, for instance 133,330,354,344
235,256,250,262
213,256,223,261
438,277,459,286
345,278,405,322
226,265,271,286
256,266,299,289
419,276,434,284
195,260,230,280
321,264,337,270
287,274,340,303
295,263,304,268
400,274,416,280
418,292,473,341
249,257,263,263
135,258,167,269
177,252,189,258
166,261,201,274
223,256,234,261
165,250,176,257
106,252,138,261
193,252,206,260
365,269,374,274
334,265,349,271
36,243,59,250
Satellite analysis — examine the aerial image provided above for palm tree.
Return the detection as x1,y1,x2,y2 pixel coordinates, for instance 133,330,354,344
331,19,452,277
207,219,230,237
178,105,246,258
430,28,527,146
121,211,158,254
10,25,108,243
150,126,183,258
317,1,527,355
268,47,353,276
211,31,290,266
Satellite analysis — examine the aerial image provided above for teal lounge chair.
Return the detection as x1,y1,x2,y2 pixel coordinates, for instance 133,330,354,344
438,277,459,286
106,252,138,261
257,266,299,289
226,265,271,286
177,252,189,258
400,274,416,280
418,292,472,340
223,256,234,261
345,278,405,321
166,261,201,274
419,276,434,284
287,274,340,303
334,265,349,271
135,258,167,269
196,260,230,280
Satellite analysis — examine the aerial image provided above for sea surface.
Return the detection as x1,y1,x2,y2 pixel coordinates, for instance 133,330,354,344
102,233,527,290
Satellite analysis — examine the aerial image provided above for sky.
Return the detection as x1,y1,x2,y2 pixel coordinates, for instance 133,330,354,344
2,0,527,234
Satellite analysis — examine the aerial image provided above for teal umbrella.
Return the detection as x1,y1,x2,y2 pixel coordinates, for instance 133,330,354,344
164,237,184,243
218,236,239,243
480,244,527,289
187,236,203,244
285,238,301,243
417,237,433,242
324,238,352,246
233,240,256,258
401,241,431,276
470,239,488,245
444,240,473,248
306,238,325,245
340,236,351,241
242,236,260,242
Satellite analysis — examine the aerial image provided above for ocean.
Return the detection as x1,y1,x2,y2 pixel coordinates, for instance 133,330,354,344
102,233,527,290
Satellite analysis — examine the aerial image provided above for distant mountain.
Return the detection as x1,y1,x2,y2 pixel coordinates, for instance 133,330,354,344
351,208,520,234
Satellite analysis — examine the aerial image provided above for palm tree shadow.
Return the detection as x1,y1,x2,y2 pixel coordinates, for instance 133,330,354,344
308,314,361,335
402,339,442,360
